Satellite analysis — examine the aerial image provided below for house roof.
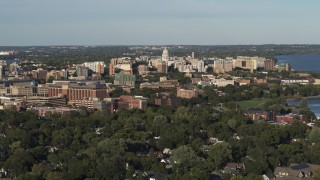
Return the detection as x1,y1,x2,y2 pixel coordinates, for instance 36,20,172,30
274,163,320,179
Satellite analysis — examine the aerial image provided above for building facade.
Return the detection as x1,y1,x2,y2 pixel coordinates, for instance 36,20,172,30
47,81,108,101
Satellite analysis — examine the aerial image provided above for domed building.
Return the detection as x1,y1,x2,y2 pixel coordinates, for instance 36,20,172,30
162,47,169,62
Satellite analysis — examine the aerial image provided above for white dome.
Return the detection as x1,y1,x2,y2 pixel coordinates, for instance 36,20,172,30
162,47,169,62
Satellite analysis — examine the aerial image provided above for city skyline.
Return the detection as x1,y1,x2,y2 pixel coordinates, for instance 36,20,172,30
1,0,320,46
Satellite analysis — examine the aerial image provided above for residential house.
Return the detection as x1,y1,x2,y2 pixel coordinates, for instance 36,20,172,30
274,163,320,179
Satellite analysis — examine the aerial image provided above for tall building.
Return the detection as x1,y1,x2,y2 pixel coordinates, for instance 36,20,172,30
138,65,148,75
213,59,233,73
76,66,89,78
32,69,48,79
235,56,266,72
114,72,136,86
59,69,68,79
197,60,205,73
109,63,115,76
264,60,275,71
157,61,168,74
109,59,117,76
83,61,105,74
109,58,133,76
162,47,169,62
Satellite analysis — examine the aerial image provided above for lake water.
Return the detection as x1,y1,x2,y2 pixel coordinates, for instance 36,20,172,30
286,98,320,117
276,54,320,72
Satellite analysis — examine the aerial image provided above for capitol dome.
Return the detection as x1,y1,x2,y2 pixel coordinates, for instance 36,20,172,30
162,47,169,62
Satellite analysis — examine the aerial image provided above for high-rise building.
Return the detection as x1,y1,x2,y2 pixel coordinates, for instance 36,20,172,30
109,63,115,76
114,72,136,86
213,59,233,73
83,61,105,74
235,56,266,72
197,60,205,72
76,66,89,78
157,61,168,74
32,69,48,79
264,60,275,71
138,65,148,75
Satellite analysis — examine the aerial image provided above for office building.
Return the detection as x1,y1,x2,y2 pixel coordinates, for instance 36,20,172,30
114,72,136,87
177,87,200,99
47,80,108,101
83,61,105,74
264,60,275,71
157,61,168,74
235,56,266,72
76,66,89,78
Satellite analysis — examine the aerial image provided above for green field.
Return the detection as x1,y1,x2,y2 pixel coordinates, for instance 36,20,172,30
236,98,268,110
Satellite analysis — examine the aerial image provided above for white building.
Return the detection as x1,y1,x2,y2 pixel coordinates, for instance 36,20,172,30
211,79,235,87
162,47,169,62
197,60,206,73
83,61,105,74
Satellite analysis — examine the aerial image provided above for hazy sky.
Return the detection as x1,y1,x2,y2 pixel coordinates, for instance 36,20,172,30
1,0,320,45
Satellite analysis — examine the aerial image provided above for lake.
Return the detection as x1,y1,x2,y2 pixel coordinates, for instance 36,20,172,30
276,54,320,72
286,98,320,117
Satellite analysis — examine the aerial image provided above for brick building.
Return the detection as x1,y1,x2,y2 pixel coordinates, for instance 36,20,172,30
47,80,108,101
155,93,178,107
177,87,200,99
264,60,275,71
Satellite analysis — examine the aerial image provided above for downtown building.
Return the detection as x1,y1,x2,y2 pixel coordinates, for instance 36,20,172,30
47,80,108,101
213,58,233,74
235,56,266,72
264,59,275,71
83,61,105,74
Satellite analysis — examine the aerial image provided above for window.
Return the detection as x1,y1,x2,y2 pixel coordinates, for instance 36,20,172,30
242,61,246,67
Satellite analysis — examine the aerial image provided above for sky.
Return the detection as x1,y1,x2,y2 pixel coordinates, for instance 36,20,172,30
0,0,320,46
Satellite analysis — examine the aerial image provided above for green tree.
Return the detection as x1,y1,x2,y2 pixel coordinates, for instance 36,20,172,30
206,142,232,169
308,128,320,144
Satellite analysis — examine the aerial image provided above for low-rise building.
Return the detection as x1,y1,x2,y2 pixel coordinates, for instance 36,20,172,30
274,163,320,179
155,93,178,107
276,113,304,123
47,80,108,101
244,110,275,121
28,106,78,117
281,79,310,85
177,87,200,99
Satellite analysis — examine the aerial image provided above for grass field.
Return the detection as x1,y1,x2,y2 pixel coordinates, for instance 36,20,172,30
236,98,268,110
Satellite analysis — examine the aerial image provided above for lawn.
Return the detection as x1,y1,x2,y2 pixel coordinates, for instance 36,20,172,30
236,98,268,110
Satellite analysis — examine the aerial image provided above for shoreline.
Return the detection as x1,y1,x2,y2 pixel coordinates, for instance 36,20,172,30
287,95,320,101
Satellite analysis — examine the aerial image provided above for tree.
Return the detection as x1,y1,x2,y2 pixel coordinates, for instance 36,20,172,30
300,99,308,109
206,142,232,170
170,145,204,174
308,128,320,144
4,149,35,177
314,168,320,180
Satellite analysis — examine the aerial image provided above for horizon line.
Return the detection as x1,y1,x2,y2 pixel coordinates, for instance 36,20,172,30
1,43,320,47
